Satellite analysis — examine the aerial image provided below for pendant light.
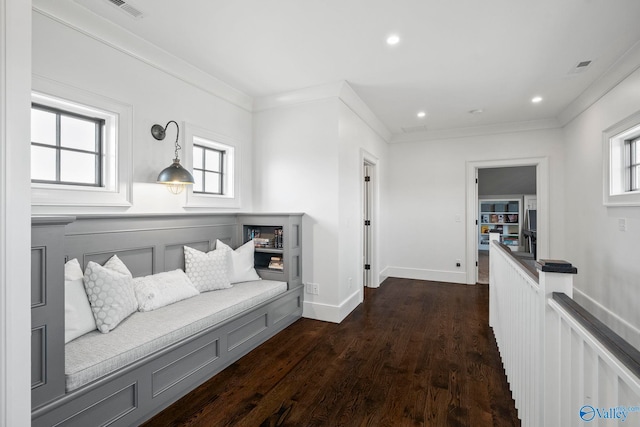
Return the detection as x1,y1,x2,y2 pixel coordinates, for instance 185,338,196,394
151,120,195,194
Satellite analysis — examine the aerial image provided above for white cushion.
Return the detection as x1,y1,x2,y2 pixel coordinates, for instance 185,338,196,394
83,255,138,333
216,239,261,283
183,245,232,292
64,258,97,343
133,269,199,312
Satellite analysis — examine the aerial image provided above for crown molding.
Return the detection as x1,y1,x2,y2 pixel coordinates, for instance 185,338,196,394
558,39,640,127
390,118,561,143
32,1,253,112
253,81,392,142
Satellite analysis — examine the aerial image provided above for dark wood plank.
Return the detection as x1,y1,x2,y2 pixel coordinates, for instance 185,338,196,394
143,278,520,427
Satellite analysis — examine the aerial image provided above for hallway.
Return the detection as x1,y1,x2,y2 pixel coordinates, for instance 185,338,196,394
146,278,520,426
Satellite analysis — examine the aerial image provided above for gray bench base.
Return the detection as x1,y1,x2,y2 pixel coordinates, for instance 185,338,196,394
32,285,303,427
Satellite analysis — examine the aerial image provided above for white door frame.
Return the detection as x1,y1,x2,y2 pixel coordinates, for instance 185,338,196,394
465,157,549,284
360,149,379,297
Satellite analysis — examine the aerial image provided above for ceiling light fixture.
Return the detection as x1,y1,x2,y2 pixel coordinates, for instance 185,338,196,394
417,111,426,118
531,96,543,103
151,120,195,194
386,34,400,46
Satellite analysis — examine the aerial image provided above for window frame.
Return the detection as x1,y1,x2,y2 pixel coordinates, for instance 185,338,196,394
192,143,225,195
603,109,640,206
31,102,105,187
183,123,240,209
31,76,132,212
626,137,640,192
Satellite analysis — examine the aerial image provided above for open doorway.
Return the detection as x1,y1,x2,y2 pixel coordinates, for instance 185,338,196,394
465,157,549,285
476,166,536,284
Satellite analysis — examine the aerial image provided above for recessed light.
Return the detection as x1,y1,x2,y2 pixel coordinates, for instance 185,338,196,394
531,96,543,103
417,111,426,118
386,34,400,46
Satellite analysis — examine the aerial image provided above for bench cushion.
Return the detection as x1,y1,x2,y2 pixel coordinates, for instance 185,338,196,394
65,280,287,392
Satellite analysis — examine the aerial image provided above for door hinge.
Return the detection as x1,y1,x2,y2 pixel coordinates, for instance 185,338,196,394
476,261,478,267
364,220,371,226
475,178,478,184
364,264,371,270
364,176,370,182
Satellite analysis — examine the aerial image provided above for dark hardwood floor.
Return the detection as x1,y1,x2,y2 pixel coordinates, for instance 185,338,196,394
144,278,520,427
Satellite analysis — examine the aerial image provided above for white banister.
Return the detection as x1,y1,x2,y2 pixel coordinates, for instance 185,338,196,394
490,240,640,426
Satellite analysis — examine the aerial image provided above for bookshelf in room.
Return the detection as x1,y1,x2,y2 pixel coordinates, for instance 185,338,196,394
237,213,302,288
478,199,522,251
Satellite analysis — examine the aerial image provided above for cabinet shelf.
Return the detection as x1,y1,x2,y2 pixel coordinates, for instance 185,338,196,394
479,198,522,251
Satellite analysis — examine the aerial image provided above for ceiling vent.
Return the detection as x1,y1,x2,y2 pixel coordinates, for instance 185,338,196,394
105,0,144,19
401,125,428,133
569,60,592,74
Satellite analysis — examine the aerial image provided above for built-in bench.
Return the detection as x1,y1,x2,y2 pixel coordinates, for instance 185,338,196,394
31,213,303,427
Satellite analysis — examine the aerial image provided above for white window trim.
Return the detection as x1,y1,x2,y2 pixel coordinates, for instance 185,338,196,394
603,109,640,206
183,122,241,209
31,76,132,212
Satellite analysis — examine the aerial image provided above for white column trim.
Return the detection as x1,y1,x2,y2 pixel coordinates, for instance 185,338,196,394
0,0,32,425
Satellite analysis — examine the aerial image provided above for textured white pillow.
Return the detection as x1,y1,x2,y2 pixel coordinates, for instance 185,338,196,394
64,258,97,343
183,245,232,292
83,256,138,333
216,239,261,283
133,269,199,312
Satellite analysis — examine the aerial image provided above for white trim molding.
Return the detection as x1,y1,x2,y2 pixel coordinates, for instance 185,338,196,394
466,157,549,284
1,0,33,424
381,266,467,285
31,75,133,213
602,109,640,206
183,123,242,210
303,289,361,323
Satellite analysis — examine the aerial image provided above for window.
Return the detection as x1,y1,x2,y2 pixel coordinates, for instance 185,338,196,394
31,103,104,187
603,110,640,206
31,76,132,212
193,144,224,195
627,137,640,192
184,123,239,209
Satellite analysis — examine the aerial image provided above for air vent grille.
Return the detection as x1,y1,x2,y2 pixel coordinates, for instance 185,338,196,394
106,0,144,19
569,59,593,74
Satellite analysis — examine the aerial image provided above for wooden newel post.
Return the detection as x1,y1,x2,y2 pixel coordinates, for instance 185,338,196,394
537,259,577,427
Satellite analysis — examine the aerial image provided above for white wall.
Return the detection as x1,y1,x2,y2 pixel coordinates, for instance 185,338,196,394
31,8,253,214
253,84,388,322
384,128,565,283
563,64,640,348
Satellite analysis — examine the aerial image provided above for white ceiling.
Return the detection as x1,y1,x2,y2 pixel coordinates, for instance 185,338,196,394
69,0,640,137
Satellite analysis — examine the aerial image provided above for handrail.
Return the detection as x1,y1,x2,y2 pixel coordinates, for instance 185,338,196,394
552,292,640,379
491,241,538,283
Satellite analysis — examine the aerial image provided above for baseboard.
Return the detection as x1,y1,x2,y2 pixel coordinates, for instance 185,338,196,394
573,287,640,350
381,266,467,284
303,289,361,323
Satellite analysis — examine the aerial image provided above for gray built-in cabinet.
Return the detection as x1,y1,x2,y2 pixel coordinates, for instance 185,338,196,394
30,213,303,426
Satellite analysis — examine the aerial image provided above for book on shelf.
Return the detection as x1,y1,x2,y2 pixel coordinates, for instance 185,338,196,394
268,256,283,270
480,225,489,234
507,214,518,223
490,214,498,223
497,214,505,223
481,214,489,223
253,237,272,248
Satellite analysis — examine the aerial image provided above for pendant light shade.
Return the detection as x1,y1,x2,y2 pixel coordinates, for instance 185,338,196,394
151,120,195,194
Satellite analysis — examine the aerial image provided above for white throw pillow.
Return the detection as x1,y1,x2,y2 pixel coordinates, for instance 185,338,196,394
133,269,199,312
83,255,138,333
216,239,261,283
64,258,97,343
183,245,232,292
